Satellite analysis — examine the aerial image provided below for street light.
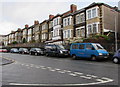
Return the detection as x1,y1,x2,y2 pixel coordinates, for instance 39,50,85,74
111,9,118,52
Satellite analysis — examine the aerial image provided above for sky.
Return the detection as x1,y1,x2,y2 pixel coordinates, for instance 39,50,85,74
0,0,119,35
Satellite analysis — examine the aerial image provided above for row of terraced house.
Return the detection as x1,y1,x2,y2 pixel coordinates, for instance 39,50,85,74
2,2,120,47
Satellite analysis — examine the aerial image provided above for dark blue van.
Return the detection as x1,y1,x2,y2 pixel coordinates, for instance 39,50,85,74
70,43,109,60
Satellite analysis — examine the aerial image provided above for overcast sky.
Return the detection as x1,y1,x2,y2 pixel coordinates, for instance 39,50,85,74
0,0,119,35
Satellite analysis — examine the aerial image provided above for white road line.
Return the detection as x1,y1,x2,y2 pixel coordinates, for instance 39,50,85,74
80,76,92,79
9,78,113,86
69,73,77,77
58,71,66,73
55,68,61,71
41,67,46,69
74,72,83,75
49,69,56,72
36,66,40,68
63,70,71,73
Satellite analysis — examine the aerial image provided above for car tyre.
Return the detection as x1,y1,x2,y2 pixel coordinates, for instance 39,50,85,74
35,53,38,56
91,56,96,61
45,53,49,56
113,57,119,64
72,54,77,60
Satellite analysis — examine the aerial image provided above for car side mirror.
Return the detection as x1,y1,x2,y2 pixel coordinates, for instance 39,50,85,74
92,47,95,50
119,51,120,53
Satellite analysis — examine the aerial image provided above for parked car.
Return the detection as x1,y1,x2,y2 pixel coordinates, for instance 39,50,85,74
45,44,69,57
10,48,19,53
29,48,44,56
70,43,109,60
0,48,8,52
112,49,120,64
19,48,29,54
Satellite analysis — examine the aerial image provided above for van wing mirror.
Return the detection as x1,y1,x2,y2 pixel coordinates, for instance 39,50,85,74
92,47,95,50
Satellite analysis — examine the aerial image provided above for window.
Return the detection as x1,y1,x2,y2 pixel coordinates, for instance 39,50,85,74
93,24,97,33
72,45,79,49
92,8,96,18
88,10,91,19
79,44,84,49
77,29,80,37
80,14,85,23
64,19,67,26
68,30,70,38
68,18,70,25
64,31,66,38
88,25,92,34
86,44,92,50
76,15,80,24
81,28,85,37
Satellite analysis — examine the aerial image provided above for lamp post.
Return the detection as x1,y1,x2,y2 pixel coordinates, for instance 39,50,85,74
111,9,118,52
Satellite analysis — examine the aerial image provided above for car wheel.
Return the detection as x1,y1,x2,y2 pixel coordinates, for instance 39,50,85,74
45,53,49,56
113,57,119,64
29,52,31,55
72,54,77,60
91,56,96,61
22,52,24,54
35,53,38,56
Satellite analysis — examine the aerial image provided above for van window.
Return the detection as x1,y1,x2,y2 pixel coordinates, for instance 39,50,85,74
79,44,84,49
72,44,79,49
86,44,92,50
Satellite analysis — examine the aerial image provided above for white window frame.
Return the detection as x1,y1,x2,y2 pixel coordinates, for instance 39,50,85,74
87,22,99,36
86,6,98,20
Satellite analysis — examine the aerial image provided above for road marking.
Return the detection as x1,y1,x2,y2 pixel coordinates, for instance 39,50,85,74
9,60,114,85
58,71,66,73
80,76,92,80
74,72,83,75
69,73,77,77
55,68,61,71
9,78,113,86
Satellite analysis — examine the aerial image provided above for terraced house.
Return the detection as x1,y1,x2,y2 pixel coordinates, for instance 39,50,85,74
22,24,29,43
27,26,33,43
41,20,48,42
14,28,22,43
2,2,120,47
86,3,119,37
33,21,40,42
74,8,86,39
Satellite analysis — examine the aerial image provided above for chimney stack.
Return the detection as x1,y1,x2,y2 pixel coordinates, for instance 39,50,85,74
34,20,39,25
18,28,21,31
70,4,77,13
49,14,54,19
11,31,15,33
25,24,29,28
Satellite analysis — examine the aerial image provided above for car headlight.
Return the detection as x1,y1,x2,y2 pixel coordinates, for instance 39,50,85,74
99,53,103,55
60,50,63,54
37,51,40,52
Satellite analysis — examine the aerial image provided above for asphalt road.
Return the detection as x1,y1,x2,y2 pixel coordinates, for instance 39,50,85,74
1,53,119,87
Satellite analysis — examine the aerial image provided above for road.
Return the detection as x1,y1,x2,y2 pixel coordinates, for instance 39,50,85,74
1,53,119,87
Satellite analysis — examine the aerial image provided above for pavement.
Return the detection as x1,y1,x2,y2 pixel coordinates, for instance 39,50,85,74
0,56,15,65
1,53,120,87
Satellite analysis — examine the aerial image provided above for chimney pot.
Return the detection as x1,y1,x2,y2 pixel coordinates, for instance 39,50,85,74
49,14,54,19
70,4,77,13
34,20,39,25
25,24,29,28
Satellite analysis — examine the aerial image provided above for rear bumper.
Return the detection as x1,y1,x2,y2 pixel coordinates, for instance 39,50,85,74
59,53,69,57
97,55,109,59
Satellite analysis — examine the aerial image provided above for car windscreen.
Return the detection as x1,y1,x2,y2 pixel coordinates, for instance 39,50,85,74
57,45,65,50
35,48,41,51
93,44,104,50
23,48,28,51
